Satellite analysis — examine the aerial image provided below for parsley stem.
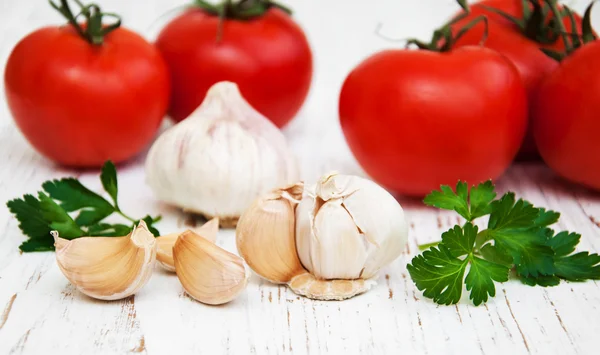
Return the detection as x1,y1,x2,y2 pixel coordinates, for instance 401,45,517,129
116,210,137,223
418,241,441,251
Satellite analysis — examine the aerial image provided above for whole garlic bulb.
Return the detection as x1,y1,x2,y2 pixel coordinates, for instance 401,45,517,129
296,173,409,281
236,172,409,301
53,221,156,301
145,81,299,227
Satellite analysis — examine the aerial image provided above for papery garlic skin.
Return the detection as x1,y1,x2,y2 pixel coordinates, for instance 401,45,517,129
53,221,156,301
296,173,409,280
145,81,299,226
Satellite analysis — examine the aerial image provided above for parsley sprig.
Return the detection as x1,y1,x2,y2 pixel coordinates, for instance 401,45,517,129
408,181,600,306
7,161,161,252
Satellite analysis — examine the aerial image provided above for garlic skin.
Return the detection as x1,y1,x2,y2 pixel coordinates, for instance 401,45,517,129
145,81,299,227
156,217,219,272
296,173,409,280
236,182,306,284
53,221,156,301
174,230,248,305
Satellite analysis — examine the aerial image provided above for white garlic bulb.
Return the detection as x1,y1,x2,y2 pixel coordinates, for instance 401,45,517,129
145,81,299,227
236,172,409,301
53,221,156,301
296,173,409,280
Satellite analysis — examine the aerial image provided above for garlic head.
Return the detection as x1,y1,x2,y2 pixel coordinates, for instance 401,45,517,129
53,221,157,301
296,172,409,280
145,81,299,227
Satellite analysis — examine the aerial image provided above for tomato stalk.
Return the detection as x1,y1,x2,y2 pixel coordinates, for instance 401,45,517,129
542,0,598,60
193,0,292,42
407,14,489,52
49,0,121,45
473,0,583,46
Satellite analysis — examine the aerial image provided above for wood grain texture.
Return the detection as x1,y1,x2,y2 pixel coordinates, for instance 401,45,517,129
0,0,599,354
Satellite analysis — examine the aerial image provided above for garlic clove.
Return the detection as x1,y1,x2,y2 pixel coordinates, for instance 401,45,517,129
306,197,368,279
319,174,409,279
174,230,248,305
156,217,219,272
53,221,156,301
288,272,375,301
236,182,306,284
145,81,299,227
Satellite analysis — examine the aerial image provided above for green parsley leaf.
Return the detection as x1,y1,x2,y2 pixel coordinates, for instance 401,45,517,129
465,256,509,306
545,231,600,281
519,274,561,287
7,194,53,241
546,231,580,257
100,161,119,207
409,222,509,305
407,245,469,305
487,193,554,277
479,244,513,267
411,179,600,306
441,223,477,257
18,238,56,252
42,178,114,226
469,180,496,219
38,192,83,239
87,223,132,237
534,208,560,227
488,193,539,230
424,180,495,221
424,182,469,220
6,161,161,252
554,252,600,281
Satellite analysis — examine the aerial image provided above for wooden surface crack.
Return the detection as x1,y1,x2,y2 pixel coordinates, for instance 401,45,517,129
503,289,530,353
0,294,17,330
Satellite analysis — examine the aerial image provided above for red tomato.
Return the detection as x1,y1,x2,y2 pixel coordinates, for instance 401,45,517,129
451,0,584,160
156,7,312,127
339,47,528,196
533,41,600,190
5,26,170,167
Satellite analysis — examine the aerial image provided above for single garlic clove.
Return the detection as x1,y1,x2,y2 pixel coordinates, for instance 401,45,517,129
304,198,368,279
318,173,409,278
174,230,248,305
156,217,219,272
287,272,375,301
53,221,156,301
145,81,299,227
236,182,306,284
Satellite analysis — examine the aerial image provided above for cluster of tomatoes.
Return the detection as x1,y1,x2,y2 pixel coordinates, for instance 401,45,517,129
341,0,600,195
4,0,600,196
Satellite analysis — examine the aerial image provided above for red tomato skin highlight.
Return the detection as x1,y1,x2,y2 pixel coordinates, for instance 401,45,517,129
4,26,170,167
533,42,600,191
339,47,528,197
156,8,313,127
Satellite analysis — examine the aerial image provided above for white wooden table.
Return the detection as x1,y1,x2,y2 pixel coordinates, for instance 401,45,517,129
1,1,599,354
